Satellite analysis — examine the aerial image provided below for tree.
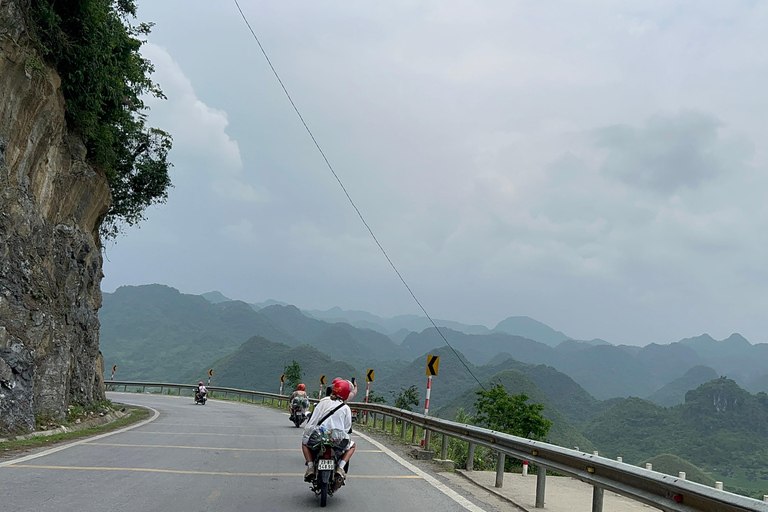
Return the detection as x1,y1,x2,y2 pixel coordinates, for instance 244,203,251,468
393,385,420,411
26,0,173,239
284,360,303,390
473,384,552,440
366,390,387,404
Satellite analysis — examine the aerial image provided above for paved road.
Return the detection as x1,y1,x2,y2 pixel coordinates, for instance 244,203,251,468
1,393,490,512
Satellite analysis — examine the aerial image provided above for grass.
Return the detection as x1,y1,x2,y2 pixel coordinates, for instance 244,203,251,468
0,407,150,457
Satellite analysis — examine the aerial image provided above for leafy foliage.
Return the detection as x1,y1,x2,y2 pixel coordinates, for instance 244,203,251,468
366,390,387,404
25,0,172,238
393,385,420,411
583,378,768,497
284,360,303,390
474,384,552,440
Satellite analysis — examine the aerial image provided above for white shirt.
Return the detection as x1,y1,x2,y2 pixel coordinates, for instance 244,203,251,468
198,385,207,394
302,397,351,444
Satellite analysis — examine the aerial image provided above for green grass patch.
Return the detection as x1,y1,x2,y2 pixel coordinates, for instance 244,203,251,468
0,407,150,456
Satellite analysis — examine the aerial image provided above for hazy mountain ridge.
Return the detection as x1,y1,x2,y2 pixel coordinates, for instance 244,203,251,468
100,285,300,382
582,378,768,495
436,369,596,451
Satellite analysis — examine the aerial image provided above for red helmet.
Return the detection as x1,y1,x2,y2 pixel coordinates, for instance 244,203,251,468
297,383,306,391
199,382,203,386
332,379,351,401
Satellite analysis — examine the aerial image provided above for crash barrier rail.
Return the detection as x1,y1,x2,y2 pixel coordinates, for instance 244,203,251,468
106,381,767,512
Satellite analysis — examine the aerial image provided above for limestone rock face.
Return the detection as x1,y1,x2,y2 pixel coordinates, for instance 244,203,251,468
0,1,111,433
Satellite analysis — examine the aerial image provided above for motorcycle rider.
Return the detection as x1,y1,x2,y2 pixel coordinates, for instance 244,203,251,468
196,381,207,401
289,383,308,418
302,379,356,481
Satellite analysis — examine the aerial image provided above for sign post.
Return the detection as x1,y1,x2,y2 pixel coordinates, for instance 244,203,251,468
422,355,440,448
364,369,374,425
279,374,285,395
208,369,213,387
111,365,116,381
319,375,326,399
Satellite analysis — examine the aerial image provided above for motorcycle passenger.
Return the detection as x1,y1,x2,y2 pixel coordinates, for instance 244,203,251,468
290,384,309,418
302,379,356,481
196,381,207,401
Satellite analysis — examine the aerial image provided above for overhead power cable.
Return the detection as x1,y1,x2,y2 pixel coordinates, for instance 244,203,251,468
232,0,485,390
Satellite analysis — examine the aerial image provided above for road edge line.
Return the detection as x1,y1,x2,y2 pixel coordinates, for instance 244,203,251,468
0,403,160,468
353,429,488,512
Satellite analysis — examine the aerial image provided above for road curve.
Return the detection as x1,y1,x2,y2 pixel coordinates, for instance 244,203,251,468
1,392,491,512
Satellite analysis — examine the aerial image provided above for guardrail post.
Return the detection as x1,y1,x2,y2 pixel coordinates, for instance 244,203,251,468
390,417,396,434
592,487,604,512
466,443,475,470
424,429,431,450
411,425,418,445
495,452,505,487
441,434,448,460
535,465,546,508
401,420,406,439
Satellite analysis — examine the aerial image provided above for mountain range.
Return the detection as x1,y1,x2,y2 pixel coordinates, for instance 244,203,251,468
99,284,768,497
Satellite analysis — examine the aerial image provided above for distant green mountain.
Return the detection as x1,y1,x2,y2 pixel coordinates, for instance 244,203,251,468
401,328,705,400
493,316,570,347
675,333,768,386
373,346,481,409
99,285,299,382
303,308,492,337
581,378,768,496
201,290,232,304
646,366,719,407
257,305,403,366
480,356,602,425
197,336,361,395
436,369,595,451
641,454,716,487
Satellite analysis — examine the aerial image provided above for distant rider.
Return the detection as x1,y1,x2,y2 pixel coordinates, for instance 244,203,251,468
196,381,207,401
290,384,309,418
302,379,356,481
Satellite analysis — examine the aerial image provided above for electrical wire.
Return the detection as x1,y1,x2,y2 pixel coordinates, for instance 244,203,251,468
232,0,485,390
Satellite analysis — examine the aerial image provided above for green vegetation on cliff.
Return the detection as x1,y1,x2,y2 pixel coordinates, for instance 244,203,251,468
25,0,172,237
582,378,768,496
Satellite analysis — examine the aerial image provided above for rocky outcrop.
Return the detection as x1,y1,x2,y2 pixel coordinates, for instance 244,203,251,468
0,1,111,433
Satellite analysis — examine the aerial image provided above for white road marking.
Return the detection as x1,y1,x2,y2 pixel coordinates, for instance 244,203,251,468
0,404,160,468
354,429,488,512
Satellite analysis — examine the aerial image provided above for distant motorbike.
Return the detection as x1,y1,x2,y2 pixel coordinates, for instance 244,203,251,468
307,427,349,507
290,396,309,427
194,391,207,405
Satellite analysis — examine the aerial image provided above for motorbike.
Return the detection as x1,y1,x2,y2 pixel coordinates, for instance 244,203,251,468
289,396,309,428
194,391,207,405
307,427,349,507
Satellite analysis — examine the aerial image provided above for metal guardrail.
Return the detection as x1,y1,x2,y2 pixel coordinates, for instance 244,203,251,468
105,381,768,512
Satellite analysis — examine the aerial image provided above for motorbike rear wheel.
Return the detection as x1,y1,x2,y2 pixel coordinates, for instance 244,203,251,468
320,482,328,507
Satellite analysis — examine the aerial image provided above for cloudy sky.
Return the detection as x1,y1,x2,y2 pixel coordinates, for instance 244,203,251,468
102,1,768,346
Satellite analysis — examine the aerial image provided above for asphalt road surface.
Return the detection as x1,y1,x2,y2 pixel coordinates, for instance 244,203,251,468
0,392,491,512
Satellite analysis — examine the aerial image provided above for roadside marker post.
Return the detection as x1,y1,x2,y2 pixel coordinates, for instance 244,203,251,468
279,374,285,395
421,355,439,449
208,369,213,387
364,369,374,425
319,375,326,399
111,365,116,381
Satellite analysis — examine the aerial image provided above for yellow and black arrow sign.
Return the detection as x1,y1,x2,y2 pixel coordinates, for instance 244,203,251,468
426,355,440,376
112,365,117,372
366,369,375,382
209,369,214,377
280,374,285,383
320,375,326,386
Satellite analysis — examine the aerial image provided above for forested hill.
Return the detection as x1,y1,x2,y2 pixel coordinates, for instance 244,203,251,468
99,285,300,382
582,378,768,497
435,369,595,451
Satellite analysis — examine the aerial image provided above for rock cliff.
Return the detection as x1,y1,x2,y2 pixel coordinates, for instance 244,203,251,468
0,1,110,433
